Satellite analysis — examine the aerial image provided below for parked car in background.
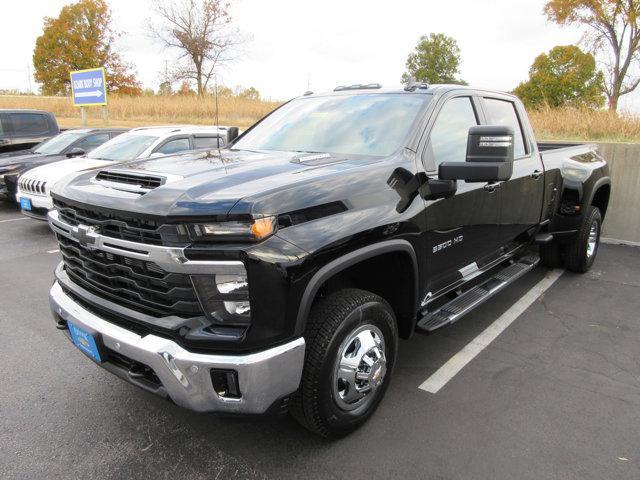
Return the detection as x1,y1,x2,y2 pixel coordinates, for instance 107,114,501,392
17,125,235,220
0,110,59,153
0,128,127,202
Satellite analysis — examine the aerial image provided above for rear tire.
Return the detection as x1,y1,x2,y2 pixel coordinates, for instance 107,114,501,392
564,205,602,273
291,288,398,438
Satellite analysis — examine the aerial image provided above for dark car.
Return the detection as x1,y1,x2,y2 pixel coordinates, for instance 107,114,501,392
0,109,59,154
0,128,127,201
47,84,610,437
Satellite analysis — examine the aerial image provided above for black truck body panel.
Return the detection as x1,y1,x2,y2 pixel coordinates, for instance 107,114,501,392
49,86,610,354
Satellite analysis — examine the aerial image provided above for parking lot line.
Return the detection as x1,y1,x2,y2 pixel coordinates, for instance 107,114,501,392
418,269,564,394
0,217,28,223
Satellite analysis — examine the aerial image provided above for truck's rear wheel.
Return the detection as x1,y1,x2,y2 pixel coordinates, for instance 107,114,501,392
291,288,397,438
564,205,602,273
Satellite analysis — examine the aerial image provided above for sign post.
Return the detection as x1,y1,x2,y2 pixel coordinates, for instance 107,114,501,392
70,67,108,126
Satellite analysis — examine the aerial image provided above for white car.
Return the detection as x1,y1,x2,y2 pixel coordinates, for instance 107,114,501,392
16,125,233,219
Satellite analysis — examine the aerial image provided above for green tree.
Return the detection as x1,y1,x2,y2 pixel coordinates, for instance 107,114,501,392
545,0,640,111
401,33,467,85
514,45,605,109
158,81,172,96
33,0,140,95
236,86,260,101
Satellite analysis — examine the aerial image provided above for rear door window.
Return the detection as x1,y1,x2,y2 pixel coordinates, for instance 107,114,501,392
9,113,49,136
482,98,527,157
194,135,225,149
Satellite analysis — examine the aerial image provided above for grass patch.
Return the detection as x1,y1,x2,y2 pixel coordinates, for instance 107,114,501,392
1,95,639,143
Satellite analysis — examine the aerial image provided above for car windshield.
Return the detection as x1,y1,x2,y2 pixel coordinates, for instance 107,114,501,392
233,93,431,157
87,134,159,161
34,131,87,155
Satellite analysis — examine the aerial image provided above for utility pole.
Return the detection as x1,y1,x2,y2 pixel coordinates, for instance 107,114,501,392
27,62,32,93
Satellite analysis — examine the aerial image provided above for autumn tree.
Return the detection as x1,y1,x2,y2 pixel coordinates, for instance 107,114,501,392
401,33,467,85
33,0,140,96
148,0,241,97
514,45,605,109
545,0,640,111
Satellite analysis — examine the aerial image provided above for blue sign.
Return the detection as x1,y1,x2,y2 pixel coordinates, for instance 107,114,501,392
70,67,107,107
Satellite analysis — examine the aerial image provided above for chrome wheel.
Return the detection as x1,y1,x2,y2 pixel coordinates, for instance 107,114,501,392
586,220,599,259
332,324,386,412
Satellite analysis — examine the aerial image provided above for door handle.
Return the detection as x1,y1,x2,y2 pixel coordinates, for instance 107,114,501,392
483,183,501,193
531,170,543,179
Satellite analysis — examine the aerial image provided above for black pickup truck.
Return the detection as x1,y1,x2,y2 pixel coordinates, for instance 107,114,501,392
47,84,610,437
0,109,59,153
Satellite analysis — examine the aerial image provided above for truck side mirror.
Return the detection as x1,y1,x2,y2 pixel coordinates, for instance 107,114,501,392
439,125,514,182
226,127,239,144
387,168,457,213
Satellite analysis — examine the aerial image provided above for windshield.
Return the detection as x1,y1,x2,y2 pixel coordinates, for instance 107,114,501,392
34,131,86,155
233,93,431,157
87,134,158,161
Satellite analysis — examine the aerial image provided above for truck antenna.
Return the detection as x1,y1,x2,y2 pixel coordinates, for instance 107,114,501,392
214,75,221,156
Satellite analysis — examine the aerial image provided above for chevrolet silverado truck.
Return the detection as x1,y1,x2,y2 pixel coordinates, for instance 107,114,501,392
46,84,610,438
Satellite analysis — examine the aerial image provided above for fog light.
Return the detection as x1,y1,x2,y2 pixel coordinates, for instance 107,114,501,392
191,274,251,326
210,369,241,398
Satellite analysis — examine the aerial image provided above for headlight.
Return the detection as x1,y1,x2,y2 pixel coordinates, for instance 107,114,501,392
0,164,20,178
191,274,251,326
0,164,19,173
189,216,277,242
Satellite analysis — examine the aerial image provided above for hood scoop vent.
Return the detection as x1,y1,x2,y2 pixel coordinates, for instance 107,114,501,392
93,170,165,194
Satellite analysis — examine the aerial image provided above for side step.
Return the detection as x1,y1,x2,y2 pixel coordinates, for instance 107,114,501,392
416,255,540,333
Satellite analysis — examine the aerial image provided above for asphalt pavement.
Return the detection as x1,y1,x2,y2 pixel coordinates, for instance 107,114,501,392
1,201,639,480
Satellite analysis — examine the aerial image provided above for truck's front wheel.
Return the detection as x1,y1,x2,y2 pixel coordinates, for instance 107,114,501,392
291,288,397,437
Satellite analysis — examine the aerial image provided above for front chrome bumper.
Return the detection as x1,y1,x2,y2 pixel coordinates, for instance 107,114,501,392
49,281,306,414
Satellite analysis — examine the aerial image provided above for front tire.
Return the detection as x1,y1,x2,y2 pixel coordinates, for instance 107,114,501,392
291,288,398,438
564,205,602,273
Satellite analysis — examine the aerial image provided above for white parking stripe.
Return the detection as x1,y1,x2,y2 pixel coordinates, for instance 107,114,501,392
47,249,60,254
0,217,28,223
419,269,564,394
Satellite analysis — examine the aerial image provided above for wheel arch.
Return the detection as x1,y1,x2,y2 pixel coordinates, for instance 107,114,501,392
295,240,419,339
588,177,611,219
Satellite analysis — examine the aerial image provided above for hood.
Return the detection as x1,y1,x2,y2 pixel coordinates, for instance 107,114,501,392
0,150,34,161
0,152,66,170
20,156,113,183
53,148,403,218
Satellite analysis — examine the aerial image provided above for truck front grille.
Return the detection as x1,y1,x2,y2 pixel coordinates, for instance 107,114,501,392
53,199,166,245
57,234,203,318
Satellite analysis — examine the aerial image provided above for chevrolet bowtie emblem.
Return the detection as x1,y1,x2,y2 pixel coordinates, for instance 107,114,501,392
71,224,100,248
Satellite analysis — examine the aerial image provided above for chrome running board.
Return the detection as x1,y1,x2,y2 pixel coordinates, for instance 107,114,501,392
416,255,540,333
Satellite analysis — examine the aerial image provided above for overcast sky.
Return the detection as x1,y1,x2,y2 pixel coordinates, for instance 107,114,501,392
1,0,638,111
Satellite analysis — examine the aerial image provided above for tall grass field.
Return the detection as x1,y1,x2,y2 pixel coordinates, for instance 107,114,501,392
1,94,639,142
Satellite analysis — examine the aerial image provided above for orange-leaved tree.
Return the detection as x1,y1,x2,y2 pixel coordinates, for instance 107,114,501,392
33,0,141,96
